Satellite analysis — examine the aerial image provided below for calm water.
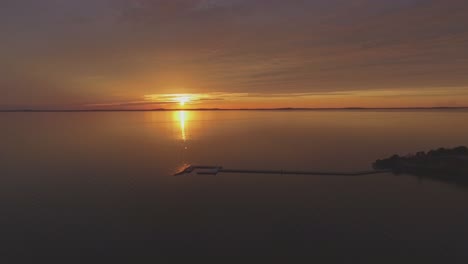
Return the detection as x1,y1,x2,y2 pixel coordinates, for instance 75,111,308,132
1,110,468,262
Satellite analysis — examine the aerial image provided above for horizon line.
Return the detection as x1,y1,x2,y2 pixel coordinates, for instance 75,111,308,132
1,106,468,112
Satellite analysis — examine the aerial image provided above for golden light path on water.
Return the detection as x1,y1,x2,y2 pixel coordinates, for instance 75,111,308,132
173,110,192,173
173,110,190,142
179,111,187,142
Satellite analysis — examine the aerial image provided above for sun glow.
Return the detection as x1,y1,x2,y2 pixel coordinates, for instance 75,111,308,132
145,93,199,107
145,93,215,108
177,96,191,106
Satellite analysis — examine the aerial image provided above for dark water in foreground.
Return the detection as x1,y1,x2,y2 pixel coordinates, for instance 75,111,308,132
1,110,468,262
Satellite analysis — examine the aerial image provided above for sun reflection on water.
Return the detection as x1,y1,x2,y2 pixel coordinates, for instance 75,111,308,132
174,110,189,142
180,111,187,141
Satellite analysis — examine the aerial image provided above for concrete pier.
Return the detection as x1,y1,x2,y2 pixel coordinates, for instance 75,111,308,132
174,165,390,176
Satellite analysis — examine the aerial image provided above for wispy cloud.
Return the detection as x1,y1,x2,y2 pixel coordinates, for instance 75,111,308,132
194,0,243,11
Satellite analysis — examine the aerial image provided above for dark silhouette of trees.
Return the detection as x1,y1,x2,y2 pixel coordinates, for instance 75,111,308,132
374,146,468,180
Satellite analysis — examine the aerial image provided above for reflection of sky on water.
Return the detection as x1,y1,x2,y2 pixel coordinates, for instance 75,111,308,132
2,111,468,260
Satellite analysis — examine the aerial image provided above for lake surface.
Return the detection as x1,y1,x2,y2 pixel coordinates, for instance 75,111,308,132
1,110,468,262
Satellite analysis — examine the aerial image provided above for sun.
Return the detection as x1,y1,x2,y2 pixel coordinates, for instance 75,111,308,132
176,96,190,106
145,93,199,107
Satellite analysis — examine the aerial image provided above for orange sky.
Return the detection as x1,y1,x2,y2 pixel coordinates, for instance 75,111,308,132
2,0,468,110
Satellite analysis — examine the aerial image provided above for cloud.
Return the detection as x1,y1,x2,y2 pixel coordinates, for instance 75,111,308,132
194,0,242,10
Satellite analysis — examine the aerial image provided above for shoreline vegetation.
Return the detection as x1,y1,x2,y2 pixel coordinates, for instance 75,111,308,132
1,107,468,112
374,146,468,186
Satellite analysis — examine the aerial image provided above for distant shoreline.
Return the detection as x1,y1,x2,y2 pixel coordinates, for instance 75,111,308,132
1,107,468,112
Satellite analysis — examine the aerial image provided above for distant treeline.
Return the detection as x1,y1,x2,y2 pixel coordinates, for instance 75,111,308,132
374,146,468,183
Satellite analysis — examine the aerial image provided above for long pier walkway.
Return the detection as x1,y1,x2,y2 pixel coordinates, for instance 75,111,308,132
174,165,391,176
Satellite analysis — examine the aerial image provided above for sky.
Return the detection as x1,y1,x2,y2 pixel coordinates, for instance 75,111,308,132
2,0,468,109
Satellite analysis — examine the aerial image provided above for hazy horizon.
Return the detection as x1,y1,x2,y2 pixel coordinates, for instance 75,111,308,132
3,106,468,112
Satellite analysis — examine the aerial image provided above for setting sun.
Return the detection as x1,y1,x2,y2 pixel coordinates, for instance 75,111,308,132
177,96,190,106
144,93,209,108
